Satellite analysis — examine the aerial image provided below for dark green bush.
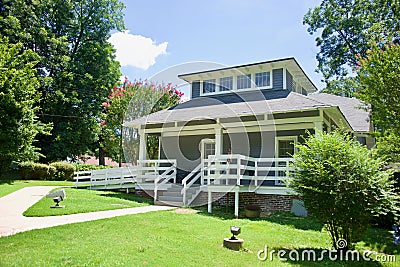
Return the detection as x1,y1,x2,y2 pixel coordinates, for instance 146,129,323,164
48,166,57,180
289,130,398,249
72,163,112,172
19,162,52,180
50,162,75,181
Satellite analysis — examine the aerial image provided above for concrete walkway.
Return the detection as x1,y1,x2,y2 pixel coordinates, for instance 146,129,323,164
0,186,174,237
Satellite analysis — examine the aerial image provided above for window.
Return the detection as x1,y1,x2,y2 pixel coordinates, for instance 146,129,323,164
275,137,297,186
203,142,215,160
219,76,233,91
356,136,367,146
203,79,216,94
276,138,296,158
255,72,270,87
237,74,251,89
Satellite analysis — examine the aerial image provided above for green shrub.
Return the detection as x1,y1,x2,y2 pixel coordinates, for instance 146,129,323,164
18,162,52,180
72,163,112,172
50,162,75,181
47,166,57,180
289,130,399,250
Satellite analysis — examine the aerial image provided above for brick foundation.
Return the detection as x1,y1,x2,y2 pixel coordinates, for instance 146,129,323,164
134,189,159,199
192,192,293,215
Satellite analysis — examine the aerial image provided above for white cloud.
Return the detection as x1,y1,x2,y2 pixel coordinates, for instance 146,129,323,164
108,31,168,70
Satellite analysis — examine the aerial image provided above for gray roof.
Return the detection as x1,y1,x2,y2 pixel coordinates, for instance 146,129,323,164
125,90,370,133
308,93,370,132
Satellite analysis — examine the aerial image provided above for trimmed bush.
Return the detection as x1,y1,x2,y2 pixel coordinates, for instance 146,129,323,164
72,163,113,172
48,166,57,180
50,162,75,181
18,162,52,180
289,130,398,249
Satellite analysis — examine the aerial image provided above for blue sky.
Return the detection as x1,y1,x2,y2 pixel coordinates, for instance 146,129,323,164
109,0,324,95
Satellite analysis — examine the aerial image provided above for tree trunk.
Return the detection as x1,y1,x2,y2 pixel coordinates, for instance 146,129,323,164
119,124,123,167
99,135,105,166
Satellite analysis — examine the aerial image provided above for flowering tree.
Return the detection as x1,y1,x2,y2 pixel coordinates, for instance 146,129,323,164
100,78,183,166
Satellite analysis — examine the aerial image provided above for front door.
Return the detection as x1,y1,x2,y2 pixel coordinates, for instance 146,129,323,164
201,139,215,182
201,139,215,162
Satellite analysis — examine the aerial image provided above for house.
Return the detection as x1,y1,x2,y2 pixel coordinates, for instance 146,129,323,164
124,57,372,217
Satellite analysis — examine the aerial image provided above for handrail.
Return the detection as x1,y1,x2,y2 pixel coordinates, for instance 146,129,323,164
202,154,293,186
152,161,176,201
181,162,203,205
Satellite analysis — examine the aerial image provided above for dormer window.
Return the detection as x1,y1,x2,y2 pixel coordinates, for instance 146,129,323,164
203,79,216,94
219,76,233,91
255,72,271,88
237,74,251,90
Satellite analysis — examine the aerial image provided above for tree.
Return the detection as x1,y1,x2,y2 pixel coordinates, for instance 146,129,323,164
0,38,51,170
0,0,125,162
356,42,400,135
288,130,398,249
321,76,359,97
304,0,399,82
101,79,183,166
375,132,400,164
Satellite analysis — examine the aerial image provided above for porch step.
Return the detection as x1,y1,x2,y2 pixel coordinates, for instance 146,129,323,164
164,186,182,193
158,195,183,202
154,200,184,207
156,185,185,207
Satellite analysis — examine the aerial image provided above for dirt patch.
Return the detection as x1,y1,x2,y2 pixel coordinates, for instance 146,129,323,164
173,208,198,214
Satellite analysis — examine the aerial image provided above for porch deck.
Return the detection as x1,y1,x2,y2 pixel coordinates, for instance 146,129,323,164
73,154,293,216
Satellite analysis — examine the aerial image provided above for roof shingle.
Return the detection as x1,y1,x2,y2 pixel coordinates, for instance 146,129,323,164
125,90,370,133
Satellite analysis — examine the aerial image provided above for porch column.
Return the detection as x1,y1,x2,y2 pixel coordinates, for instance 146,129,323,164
208,190,212,213
138,128,147,161
314,121,323,132
215,126,223,156
234,190,239,218
215,126,223,185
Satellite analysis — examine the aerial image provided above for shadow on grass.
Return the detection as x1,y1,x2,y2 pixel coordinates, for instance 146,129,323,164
262,212,324,231
193,205,237,220
0,179,14,185
259,247,384,266
194,206,324,232
98,191,154,205
359,227,400,255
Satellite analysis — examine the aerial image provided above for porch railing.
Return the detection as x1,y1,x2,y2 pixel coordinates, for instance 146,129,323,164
137,159,177,201
181,162,204,206
136,159,177,184
202,154,293,186
73,166,137,189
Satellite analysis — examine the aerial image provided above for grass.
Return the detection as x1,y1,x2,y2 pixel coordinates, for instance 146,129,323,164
1,182,399,266
0,207,399,266
0,180,73,197
23,188,153,216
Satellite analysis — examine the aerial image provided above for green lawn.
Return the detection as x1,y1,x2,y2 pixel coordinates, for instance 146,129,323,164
0,208,399,266
0,180,73,197
1,182,399,266
23,188,153,216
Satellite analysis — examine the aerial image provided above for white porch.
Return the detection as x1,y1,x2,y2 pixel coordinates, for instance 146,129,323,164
74,154,293,217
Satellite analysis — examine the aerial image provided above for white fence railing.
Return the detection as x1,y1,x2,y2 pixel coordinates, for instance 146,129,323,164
73,156,291,205
73,159,177,191
202,154,293,186
74,167,137,189
179,154,293,205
